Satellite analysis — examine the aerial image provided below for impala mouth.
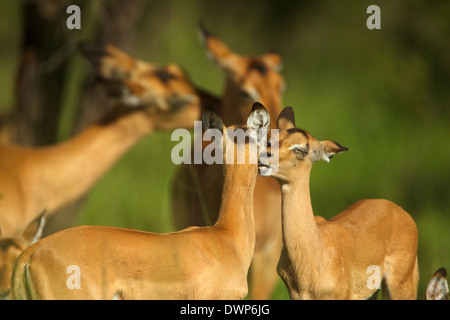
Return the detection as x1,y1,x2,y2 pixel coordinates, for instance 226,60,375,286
258,161,272,177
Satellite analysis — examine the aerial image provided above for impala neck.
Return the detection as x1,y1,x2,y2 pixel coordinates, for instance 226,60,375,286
215,159,257,267
33,107,153,214
279,166,323,264
221,81,249,126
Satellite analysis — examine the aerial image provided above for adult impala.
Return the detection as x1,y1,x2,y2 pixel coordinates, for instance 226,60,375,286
258,106,419,299
172,23,285,299
12,103,269,300
0,46,202,239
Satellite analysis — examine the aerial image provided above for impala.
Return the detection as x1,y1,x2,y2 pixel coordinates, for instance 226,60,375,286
0,47,203,240
258,106,419,299
172,23,285,299
11,103,269,300
0,213,45,299
426,268,449,300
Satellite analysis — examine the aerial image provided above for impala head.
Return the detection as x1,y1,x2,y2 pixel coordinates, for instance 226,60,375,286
202,102,270,165
258,106,348,182
0,213,45,299
80,43,200,126
426,267,449,300
199,23,284,127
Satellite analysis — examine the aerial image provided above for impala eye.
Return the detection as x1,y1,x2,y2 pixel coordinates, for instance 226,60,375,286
240,87,260,101
293,148,307,156
289,144,309,158
239,89,251,99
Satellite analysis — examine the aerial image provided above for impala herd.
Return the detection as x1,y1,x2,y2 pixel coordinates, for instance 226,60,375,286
0,24,447,300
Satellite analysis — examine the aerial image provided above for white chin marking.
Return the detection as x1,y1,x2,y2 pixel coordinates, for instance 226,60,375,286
258,166,272,177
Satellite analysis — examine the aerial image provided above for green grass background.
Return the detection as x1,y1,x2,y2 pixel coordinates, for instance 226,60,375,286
0,1,449,299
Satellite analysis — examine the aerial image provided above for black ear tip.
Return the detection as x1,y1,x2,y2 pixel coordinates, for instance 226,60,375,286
279,106,295,119
333,141,349,153
203,104,218,121
284,106,294,113
436,268,447,278
251,102,266,112
204,103,216,113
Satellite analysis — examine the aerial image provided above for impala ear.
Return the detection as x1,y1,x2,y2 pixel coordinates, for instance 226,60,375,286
247,102,270,142
198,22,240,74
20,211,46,245
165,63,187,79
202,104,223,133
426,268,449,300
79,42,137,80
277,106,296,130
262,51,283,72
198,22,231,63
316,140,348,163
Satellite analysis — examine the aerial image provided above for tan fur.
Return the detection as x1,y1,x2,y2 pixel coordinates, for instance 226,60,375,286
0,102,200,239
0,113,15,144
0,44,208,240
172,24,285,299
81,43,220,112
0,213,44,299
260,106,419,300
11,106,267,300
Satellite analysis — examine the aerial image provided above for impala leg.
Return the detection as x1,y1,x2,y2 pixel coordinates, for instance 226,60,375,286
383,256,419,300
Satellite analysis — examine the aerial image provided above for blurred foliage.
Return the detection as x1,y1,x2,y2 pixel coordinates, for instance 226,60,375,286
0,0,448,299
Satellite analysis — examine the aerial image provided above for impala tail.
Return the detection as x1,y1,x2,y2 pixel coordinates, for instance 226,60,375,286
11,257,32,300
0,212,45,299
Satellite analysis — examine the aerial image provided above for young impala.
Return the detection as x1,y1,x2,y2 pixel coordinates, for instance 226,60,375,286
11,103,270,300
258,106,419,299
172,23,285,299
